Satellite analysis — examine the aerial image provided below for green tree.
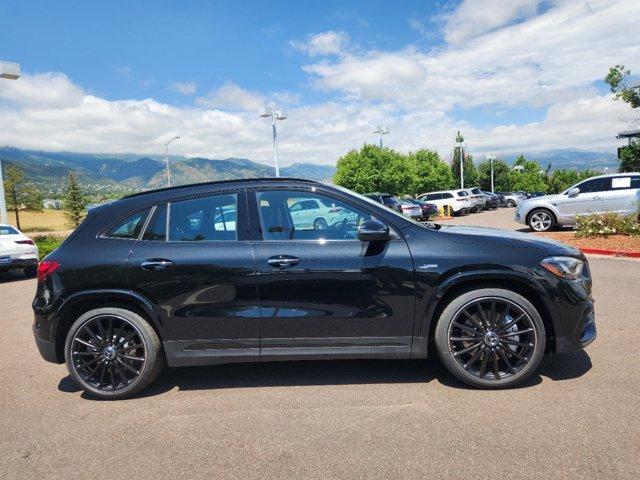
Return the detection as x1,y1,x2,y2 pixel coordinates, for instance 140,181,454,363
2,163,43,230
507,156,549,193
477,157,510,192
62,172,86,228
451,148,478,188
406,149,455,194
619,140,640,173
547,169,597,194
605,65,640,108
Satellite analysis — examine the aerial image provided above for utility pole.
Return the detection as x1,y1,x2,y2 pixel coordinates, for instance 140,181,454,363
456,130,464,189
164,136,180,187
0,61,21,224
260,108,287,177
373,126,389,148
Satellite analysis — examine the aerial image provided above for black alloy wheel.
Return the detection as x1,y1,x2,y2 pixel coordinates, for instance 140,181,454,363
65,308,163,399
435,288,545,388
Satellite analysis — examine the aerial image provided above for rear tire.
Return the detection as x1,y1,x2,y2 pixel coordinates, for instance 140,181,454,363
506,199,516,207
24,266,37,277
434,288,545,389
64,307,164,400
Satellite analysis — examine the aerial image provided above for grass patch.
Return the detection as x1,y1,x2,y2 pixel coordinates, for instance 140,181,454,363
11,210,70,233
34,234,65,260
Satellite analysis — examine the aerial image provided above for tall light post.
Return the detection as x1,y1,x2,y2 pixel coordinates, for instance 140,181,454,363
260,108,287,177
164,136,180,187
487,154,496,193
373,126,389,148
0,61,21,225
455,130,464,189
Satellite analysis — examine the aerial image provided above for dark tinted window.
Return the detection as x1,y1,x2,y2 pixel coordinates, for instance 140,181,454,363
577,178,610,193
0,225,19,235
381,196,398,206
456,191,468,197
168,194,237,241
257,190,375,241
142,205,167,241
104,209,150,239
443,193,454,199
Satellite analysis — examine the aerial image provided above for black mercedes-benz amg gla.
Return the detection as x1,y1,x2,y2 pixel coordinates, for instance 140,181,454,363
32,178,596,399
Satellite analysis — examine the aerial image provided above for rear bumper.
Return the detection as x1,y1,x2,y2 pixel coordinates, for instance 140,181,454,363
32,323,61,363
0,255,37,271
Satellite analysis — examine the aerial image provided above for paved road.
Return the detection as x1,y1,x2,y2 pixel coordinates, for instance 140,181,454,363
1,255,639,479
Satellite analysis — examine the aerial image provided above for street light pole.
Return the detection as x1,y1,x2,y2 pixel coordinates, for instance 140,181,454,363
373,126,389,148
164,136,180,187
487,154,496,193
459,142,464,190
260,108,287,177
0,61,21,224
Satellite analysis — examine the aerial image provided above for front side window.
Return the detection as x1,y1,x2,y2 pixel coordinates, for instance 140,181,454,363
576,178,610,193
104,209,150,239
256,190,375,241
142,205,167,241
168,193,237,241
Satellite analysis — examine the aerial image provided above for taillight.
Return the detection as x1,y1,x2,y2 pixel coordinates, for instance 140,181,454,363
37,260,59,282
15,239,35,245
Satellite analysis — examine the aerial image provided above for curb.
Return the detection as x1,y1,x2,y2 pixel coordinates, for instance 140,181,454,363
580,247,640,258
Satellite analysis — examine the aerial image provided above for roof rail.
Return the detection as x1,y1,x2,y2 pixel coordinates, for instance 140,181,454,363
122,177,319,199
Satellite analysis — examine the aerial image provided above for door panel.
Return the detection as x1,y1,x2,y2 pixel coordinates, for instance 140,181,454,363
601,176,640,215
249,188,415,360
557,177,609,220
126,190,260,365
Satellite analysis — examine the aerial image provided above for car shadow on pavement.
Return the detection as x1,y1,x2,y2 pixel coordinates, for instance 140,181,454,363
0,271,32,284
57,351,592,399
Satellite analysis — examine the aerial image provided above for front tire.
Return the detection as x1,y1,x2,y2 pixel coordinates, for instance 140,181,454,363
527,209,556,232
506,199,516,207
434,288,545,389
64,307,164,400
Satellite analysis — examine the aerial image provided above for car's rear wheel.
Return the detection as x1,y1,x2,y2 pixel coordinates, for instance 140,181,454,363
314,217,328,230
434,288,545,389
64,307,164,400
506,199,516,207
527,209,556,232
24,266,37,277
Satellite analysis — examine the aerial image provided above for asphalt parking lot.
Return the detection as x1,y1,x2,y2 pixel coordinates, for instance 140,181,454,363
1,211,639,479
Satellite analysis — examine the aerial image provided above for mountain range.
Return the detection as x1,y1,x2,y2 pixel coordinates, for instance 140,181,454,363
0,147,337,198
0,146,619,199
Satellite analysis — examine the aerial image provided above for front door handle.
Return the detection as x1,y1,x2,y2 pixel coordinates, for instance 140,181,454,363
267,255,300,268
141,259,173,271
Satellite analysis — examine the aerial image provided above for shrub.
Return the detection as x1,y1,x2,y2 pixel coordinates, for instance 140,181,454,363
575,212,640,237
33,235,63,260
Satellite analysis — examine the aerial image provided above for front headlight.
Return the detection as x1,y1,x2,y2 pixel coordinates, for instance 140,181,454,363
540,256,584,280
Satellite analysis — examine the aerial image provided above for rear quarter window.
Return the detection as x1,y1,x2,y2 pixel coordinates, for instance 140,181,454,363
103,209,151,240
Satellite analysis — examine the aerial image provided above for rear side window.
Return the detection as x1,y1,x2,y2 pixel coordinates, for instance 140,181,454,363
168,193,237,241
443,193,454,199
610,176,640,190
103,209,151,239
456,191,468,197
0,225,19,235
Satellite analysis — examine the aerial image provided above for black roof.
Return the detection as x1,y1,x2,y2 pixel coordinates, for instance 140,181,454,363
122,177,320,199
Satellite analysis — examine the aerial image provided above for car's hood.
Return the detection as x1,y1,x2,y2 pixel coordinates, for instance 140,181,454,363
438,224,580,255
521,193,563,205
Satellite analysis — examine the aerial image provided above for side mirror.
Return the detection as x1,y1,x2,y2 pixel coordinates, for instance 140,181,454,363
567,187,580,198
357,219,390,242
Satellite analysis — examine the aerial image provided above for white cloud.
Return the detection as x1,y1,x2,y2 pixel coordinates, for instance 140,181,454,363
195,81,265,111
290,30,350,57
443,0,543,45
409,18,428,36
169,81,197,95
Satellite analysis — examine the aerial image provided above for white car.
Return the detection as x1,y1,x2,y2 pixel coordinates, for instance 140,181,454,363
288,197,358,230
516,173,640,231
417,190,473,215
0,224,39,277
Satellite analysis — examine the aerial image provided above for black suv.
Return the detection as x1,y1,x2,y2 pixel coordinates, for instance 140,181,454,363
33,178,596,399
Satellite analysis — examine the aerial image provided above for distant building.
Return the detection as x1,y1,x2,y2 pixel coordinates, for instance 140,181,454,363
43,199,61,209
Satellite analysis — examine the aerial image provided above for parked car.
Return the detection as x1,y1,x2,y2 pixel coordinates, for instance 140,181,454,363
528,191,546,198
364,193,402,213
482,191,507,207
403,198,438,221
461,188,486,211
33,178,596,399
288,197,357,230
516,173,640,231
417,190,472,216
0,224,38,277
498,192,527,207
396,199,424,220
469,187,497,209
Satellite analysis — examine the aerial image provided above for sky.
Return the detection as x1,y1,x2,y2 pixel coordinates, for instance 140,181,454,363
1,0,639,166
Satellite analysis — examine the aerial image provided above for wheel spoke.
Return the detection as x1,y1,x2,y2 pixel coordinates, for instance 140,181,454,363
452,322,482,336
476,303,490,329
82,325,103,348
73,350,100,357
453,342,482,357
478,353,488,377
500,328,534,337
492,352,501,380
463,346,484,369
120,354,145,362
498,348,517,374
449,336,481,342
502,339,534,348
117,358,140,375
489,301,496,328
109,364,116,390
461,309,483,330
74,337,98,350
116,330,138,348
498,313,525,333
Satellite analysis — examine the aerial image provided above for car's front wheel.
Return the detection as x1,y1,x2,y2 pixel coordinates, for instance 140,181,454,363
64,307,164,400
527,209,556,232
434,288,546,389
506,199,516,207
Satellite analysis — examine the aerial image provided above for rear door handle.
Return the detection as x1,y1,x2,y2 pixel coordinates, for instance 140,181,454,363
141,259,173,271
267,255,300,268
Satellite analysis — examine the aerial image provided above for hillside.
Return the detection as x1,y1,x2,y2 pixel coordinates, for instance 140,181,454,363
0,147,337,198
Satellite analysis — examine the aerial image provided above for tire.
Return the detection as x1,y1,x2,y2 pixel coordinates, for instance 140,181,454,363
434,288,546,389
313,217,328,230
506,199,516,207
24,266,37,277
64,307,164,400
527,208,556,232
